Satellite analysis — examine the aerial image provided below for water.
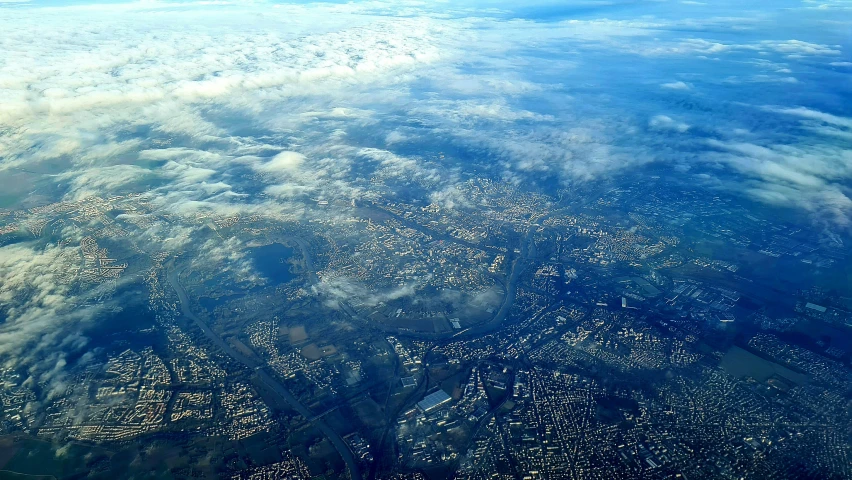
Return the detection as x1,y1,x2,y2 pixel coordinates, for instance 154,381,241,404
252,242,296,285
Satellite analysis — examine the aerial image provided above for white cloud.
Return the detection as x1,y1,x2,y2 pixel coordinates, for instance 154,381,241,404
0,0,849,385
358,148,442,184
1,0,850,442
678,38,841,57
59,164,150,200
705,138,852,225
312,275,426,309
649,115,690,133
767,106,852,129
414,99,554,123
256,151,306,174
661,81,691,90
430,185,472,210
385,131,410,145
0,2,455,178
0,242,123,375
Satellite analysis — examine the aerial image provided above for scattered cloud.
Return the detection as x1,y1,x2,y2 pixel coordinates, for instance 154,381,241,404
256,152,307,174
0,0,850,391
649,115,690,133
678,38,841,57
766,106,852,129
705,138,852,225
661,81,691,90
312,275,427,309
385,131,411,145
0,242,125,379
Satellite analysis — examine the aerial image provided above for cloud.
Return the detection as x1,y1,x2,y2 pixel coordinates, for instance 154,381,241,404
385,131,410,145
414,99,554,123
661,81,691,90
0,1,848,457
1,0,845,220
58,164,151,200
0,1,455,184
704,138,852,225
677,38,841,57
357,148,444,186
430,185,473,210
255,151,306,174
0,0,850,396
312,275,426,309
649,115,690,133
443,119,652,184
0,242,125,379
766,106,852,129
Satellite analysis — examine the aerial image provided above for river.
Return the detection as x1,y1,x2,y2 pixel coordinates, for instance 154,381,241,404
166,263,362,479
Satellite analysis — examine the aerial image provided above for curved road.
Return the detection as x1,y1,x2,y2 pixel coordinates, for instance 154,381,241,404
452,225,536,339
167,265,362,480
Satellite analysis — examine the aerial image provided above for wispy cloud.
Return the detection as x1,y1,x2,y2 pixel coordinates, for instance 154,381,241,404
0,0,850,391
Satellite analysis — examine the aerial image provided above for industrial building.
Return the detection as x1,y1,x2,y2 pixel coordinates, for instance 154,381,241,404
417,390,452,413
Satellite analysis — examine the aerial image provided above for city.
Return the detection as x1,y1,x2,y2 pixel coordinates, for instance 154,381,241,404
0,169,849,479
0,1,850,477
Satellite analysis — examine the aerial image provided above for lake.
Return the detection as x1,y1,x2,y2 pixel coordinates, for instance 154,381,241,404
252,242,296,285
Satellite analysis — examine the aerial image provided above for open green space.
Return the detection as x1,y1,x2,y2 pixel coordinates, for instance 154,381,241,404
720,346,808,384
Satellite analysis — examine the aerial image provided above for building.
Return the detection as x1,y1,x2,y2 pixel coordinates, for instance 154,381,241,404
805,302,826,313
417,390,452,413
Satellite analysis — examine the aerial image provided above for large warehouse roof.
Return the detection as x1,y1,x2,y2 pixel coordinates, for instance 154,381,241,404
417,389,452,413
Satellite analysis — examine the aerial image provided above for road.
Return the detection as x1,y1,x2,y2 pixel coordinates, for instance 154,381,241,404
165,188,611,477
166,265,362,480
452,214,544,340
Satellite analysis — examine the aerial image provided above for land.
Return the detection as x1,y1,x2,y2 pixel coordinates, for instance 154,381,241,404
1,172,850,479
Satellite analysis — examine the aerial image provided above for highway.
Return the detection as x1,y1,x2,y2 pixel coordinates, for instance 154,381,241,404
166,265,362,480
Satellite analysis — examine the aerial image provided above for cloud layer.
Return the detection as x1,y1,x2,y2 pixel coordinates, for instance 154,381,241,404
0,0,850,380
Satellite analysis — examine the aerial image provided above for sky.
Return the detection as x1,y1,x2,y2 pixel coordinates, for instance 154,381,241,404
0,0,851,385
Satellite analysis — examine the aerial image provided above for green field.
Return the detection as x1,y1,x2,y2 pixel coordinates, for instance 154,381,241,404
0,434,110,479
720,346,808,384
0,472,55,480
